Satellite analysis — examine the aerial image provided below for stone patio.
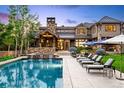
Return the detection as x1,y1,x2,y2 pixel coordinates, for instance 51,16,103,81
58,51,124,88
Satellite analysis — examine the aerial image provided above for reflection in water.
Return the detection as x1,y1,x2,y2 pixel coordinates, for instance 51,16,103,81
0,59,63,88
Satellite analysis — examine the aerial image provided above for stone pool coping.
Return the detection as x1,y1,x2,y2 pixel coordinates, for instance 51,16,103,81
0,56,28,66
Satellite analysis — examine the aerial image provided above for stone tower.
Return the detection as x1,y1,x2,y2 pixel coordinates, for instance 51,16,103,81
47,17,57,34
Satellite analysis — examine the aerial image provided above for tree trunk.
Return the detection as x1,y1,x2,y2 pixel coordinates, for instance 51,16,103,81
27,40,29,54
20,39,24,56
8,45,10,55
25,39,27,55
28,41,29,50
15,37,18,57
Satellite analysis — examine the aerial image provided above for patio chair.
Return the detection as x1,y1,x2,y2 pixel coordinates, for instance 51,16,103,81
77,53,92,61
86,58,114,73
80,55,103,66
78,54,98,62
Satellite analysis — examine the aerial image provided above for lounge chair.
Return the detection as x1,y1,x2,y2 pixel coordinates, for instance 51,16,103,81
80,55,103,66
77,53,92,61
78,54,98,62
86,58,114,73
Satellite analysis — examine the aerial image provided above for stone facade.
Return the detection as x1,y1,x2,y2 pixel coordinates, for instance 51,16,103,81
34,16,123,50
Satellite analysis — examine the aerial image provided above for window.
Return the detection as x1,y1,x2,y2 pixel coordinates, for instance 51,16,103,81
76,28,86,35
105,25,116,32
75,39,86,47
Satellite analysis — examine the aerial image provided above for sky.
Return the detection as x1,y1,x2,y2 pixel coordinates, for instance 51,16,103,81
0,5,124,26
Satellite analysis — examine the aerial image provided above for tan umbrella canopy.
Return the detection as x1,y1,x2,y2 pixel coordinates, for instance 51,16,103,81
103,34,124,80
103,34,124,44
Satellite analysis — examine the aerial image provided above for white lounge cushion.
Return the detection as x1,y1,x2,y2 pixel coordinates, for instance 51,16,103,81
86,65,104,69
77,57,87,59
78,58,91,62
80,60,94,64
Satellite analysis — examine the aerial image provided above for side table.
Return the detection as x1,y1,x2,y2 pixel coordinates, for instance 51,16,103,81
103,68,113,78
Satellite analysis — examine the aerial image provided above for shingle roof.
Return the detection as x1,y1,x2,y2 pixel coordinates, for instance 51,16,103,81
57,26,75,30
39,27,47,30
76,23,84,27
83,23,94,28
98,16,121,23
59,33,75,39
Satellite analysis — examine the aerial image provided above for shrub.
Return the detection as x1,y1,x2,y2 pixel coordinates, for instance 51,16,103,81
76,47,84,53
0,55,14,62
69,46,77,53
96,48,106,55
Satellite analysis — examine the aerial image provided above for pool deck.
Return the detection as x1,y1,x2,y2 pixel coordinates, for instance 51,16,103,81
0,56,28,66
0,52,124,88
58,51,124,88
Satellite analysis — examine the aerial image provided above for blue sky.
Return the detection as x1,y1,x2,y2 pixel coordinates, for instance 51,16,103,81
0,5,124,26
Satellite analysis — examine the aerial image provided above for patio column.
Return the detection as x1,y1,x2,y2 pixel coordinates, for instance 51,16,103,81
53,37,56,48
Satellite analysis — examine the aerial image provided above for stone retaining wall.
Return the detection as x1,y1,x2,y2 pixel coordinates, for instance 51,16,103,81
28,47,55,54
0,51,15,57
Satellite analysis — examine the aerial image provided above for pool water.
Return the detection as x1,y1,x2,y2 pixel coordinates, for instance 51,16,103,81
0,58,63,88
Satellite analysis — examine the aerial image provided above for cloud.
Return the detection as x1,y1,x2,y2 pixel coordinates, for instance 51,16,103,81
66,19,77,24
0,12,8,18
0,12,9,24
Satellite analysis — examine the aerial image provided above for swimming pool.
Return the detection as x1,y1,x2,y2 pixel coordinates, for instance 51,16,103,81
0,58,63,88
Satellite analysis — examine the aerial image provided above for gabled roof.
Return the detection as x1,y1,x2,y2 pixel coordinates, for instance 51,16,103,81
76,23,84,27
40,30,58,38
39,27,47,30
57,26,75,30
98,16,121,23
59,33,75,39
83,23,94,28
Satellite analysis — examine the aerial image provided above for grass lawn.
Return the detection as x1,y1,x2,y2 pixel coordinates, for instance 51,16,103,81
102,54,124,73
0,56,14,62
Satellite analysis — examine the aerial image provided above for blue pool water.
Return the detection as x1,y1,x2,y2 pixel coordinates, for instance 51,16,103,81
0,58,63,88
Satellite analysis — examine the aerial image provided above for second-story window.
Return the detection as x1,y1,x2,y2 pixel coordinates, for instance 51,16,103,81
105,25,116,32
76,28,86,35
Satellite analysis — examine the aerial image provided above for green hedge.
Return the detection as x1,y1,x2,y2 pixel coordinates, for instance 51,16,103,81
0,56,14,62
102,54,124,73
76,47,93,53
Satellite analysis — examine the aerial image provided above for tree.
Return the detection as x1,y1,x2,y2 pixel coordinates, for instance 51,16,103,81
19,5,29,55
7,5,40,56
3,34,14,54
2,24,14,53
8,5,19,57
0,25,7,50
24,14,40,54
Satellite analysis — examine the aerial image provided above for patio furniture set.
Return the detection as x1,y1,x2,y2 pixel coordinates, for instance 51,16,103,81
76,53,115,78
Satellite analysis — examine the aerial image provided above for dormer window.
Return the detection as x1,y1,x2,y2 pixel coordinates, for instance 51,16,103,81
105,25,116,32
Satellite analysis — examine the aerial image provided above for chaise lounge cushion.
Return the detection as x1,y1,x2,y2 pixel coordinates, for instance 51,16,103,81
86,65,104,69
79,55,98,62
86,58,114,72
80,61,94,64
77,53,92,60
104,58,114,68
80,55,103,64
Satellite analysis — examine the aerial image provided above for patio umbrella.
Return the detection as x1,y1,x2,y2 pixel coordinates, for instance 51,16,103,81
102,34,124,80
94,39,106,45
83,41,96,46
